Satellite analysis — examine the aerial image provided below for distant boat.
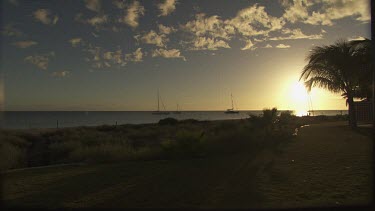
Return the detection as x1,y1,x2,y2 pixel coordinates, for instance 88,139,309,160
152,90,170,115
173,104,182,114
225,93,239,114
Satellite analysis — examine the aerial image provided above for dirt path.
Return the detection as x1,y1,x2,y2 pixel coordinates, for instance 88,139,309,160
255,121,373,209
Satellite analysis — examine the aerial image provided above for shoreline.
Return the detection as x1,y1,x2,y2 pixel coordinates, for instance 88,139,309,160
1,113,350,131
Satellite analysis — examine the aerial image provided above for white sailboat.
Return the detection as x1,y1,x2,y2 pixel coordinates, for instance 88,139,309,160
225,93,239,114
152,90,170,115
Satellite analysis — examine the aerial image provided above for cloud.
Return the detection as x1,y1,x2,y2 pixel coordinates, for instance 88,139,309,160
119,1,145,28
136,30,168,47
282,0,310,23
33,9,59,25
182,13,235,40
87,15,108,27
281,0,370,25
1,24,23,37
69,38,83,47
304,11,333,26
113,0,126,9
189,37,230,51
262,44,273,48
84,44,128,68
85,0,101,12
275,44,291,49
12,41,38,48
158,24,176,34
75,13,109,30
269,28,323,40
104,49,127,65
228,4,285,37
319,0,370,23
152,48,185,60
24,52,55,70
125,48,143,62
158,0,177,16
348,36,366,41
51,70,70,78
241,40,257,51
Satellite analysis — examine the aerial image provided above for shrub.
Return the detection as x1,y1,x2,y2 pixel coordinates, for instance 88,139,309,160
0,133,29,170
158,117,179,125
160,130,203,158
180,119,199,124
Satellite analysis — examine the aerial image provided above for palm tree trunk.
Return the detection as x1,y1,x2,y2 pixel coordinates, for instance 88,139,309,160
347,96,357,128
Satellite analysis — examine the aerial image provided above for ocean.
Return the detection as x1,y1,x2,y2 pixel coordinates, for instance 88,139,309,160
0,110,348,129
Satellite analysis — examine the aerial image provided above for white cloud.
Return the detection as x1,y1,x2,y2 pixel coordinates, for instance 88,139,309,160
12,41,38,48
322,0,370,23
85,0,101,12
282,0,310,23
87,15,108,27
281,0,370,25
348,36,366,41
241,40,256,51
84,45,128,68
75,13,109,30
69,38,83,47
104,49,126,65
158,0,177,16
182,13,235,40
51,70,70,78
158,24,176,35
1,24,23,37
263,44,273,48
275,44,291,49
269,28,323,40
119,1,145,28
228,4,285,37
24,52,55,70
113,0,126,9
152,48,185,60
304,11,333,25
125,48,143,62
189,37,230,51
33,9,59,25
136,30,168,47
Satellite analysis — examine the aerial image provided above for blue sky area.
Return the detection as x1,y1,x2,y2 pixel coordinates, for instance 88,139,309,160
0,0,371,111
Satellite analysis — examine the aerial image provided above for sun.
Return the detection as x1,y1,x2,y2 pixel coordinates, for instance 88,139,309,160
289,81,309,116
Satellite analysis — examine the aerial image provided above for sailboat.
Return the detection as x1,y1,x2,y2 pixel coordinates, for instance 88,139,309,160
224,93,239,114
152,90,170,115
173,104,181,114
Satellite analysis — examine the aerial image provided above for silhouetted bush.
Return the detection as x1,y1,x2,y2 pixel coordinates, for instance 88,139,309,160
0,132,30,170
161,130,203,158
248,107,278,129
180,119,199,124
158,117,179,125
278,110,295,124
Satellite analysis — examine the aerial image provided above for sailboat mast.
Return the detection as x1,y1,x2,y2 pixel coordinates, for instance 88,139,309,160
157,89,160,112
231,93,234,110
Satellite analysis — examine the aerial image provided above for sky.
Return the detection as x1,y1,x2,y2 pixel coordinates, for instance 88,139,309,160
0,0,371,111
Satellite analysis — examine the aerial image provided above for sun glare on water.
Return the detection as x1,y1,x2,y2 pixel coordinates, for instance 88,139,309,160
289,81,309,116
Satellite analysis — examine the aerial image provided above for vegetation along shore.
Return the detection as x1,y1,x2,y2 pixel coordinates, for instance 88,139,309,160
1,110,372,209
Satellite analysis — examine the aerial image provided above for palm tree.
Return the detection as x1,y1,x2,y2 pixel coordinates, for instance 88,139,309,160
299,39,372,128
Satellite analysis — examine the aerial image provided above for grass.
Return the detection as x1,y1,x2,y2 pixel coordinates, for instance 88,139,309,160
0,112,296,170
1,114,372,209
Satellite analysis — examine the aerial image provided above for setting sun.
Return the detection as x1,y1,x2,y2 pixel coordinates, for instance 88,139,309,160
289,81,309,116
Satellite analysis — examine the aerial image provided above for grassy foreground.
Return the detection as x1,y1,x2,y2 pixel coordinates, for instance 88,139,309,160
1,115,373,209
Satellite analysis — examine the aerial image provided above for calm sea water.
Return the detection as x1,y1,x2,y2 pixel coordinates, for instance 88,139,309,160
0,110,348,129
